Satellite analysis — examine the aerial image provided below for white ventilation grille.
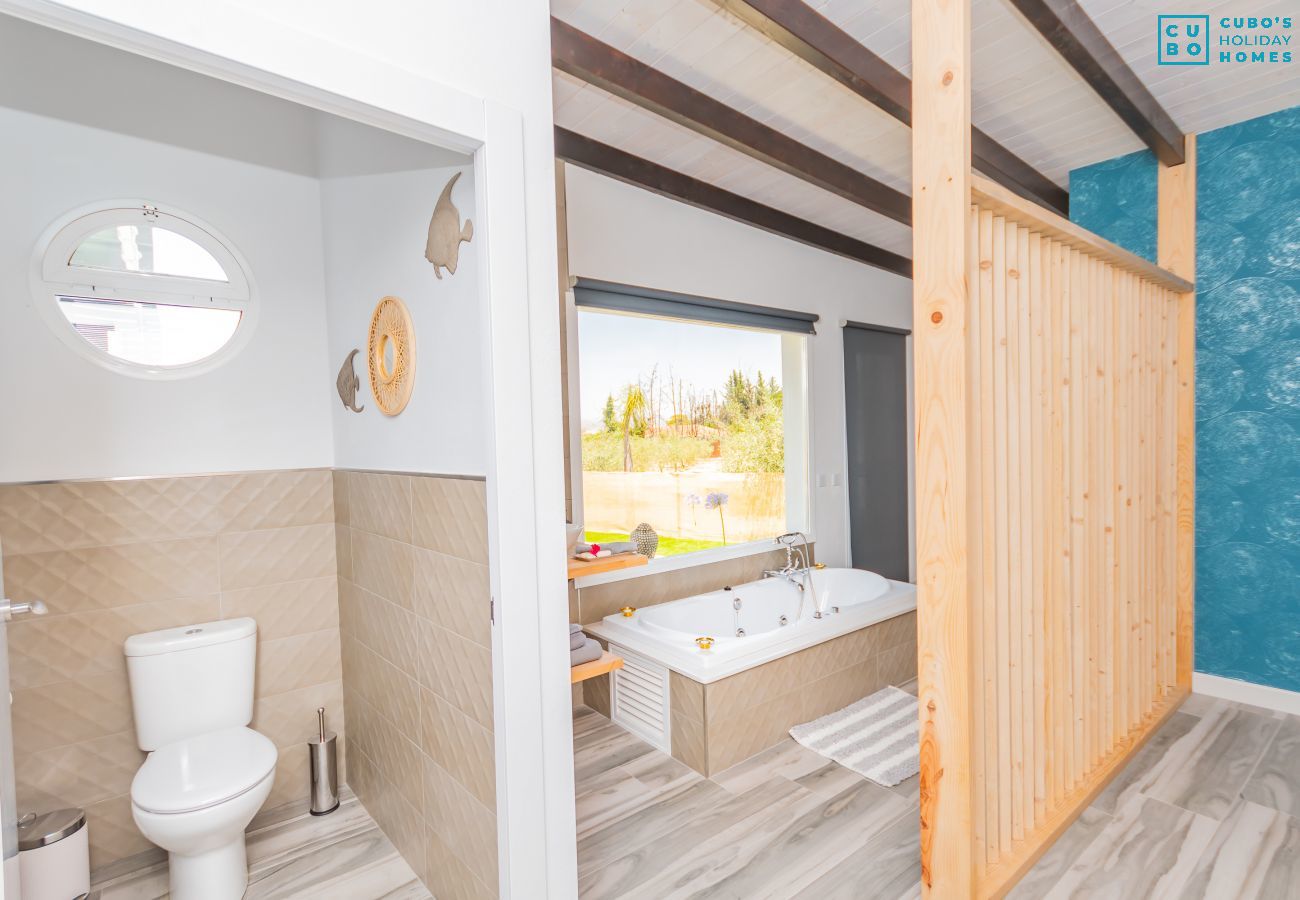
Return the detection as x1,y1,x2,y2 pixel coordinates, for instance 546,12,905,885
609,644,672,752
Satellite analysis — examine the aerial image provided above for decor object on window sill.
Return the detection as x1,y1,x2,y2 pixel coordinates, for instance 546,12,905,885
574,541,636,556
631,522,659,558
334,348,364,413
424,171,474,279
368,295,416,416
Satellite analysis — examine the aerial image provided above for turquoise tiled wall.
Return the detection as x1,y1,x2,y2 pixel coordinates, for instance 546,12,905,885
1068,106,1300,691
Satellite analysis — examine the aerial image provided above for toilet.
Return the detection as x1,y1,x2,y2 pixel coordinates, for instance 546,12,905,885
125,618,277,899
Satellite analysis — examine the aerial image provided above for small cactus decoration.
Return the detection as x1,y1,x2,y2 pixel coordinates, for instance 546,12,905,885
631,522,659,559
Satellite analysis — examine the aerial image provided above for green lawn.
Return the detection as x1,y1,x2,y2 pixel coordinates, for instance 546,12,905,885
585,530,724,557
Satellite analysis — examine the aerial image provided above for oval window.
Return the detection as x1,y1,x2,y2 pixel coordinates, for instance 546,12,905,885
35,203,255,377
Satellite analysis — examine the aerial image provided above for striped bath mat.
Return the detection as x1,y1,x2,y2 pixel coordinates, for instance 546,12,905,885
789,686,918,787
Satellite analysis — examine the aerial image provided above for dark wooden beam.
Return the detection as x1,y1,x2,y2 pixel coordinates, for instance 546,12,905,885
551,16,911,226
715,0,1070,215
1004,0,1185,165
555,127,911,278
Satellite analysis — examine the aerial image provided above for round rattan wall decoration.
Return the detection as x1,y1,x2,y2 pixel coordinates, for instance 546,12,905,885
367,295,416,416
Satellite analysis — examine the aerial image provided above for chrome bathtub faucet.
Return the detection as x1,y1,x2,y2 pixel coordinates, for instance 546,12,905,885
766,531,822,618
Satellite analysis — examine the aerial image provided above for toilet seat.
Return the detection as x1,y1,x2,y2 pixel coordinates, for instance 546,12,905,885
132,726,277,815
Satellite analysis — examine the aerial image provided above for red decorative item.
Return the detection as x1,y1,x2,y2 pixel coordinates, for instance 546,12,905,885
590,544,601,554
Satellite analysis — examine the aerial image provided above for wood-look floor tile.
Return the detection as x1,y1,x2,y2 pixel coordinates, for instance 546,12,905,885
1009,806,1114,898
575,727,658,785
579,777,809,899
1181,799,1300,899
625,779,907,899
792,760,868,799
709,739,831,795
1038,796,1217,898
246,825,428,898
1138,704,1281,820
1092,711,1200,815
791,806,920,900
575,765,662,840
88,788,426,900
1241,714,1300,819
622,746,700,795
577,779,731,877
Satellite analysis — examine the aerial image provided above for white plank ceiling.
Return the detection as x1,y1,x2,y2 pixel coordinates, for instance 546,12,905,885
553,0,1300,261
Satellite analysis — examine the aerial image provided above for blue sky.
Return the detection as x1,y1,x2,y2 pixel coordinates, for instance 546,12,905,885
576,310,783,429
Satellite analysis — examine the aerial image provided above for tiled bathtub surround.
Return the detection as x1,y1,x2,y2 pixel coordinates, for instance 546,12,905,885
669,611,917,776
0,470,343,872
335,470,497,899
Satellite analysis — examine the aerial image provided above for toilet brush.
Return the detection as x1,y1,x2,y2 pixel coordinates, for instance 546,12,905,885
308,707,340,815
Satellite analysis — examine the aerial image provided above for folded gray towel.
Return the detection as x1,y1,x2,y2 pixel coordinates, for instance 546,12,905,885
570,630,585,651
569,623,583,634
571,639,603,666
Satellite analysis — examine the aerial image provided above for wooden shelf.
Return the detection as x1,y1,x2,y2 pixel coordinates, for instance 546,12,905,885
567,553,647,580
571,650,623,684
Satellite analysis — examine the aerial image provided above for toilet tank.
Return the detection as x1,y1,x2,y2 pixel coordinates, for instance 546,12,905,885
125,618,257,751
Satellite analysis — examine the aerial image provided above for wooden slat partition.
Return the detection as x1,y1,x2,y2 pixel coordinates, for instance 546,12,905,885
914,6,1195,895
915,182,1195,898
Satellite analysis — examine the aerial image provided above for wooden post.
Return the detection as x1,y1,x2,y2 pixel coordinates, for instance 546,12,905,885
912,0,974,895
1157,134,1196,690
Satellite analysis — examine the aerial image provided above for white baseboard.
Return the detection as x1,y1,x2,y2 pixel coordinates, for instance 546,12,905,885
1192,672,1300,716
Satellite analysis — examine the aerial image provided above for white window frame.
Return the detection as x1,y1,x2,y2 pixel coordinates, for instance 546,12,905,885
31,201,257,379
568,303,814,578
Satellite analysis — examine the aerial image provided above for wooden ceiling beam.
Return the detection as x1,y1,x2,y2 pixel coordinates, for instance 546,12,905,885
715,0,1071,215
551,16,911,226
1005,0,1185,165
555,127,912,278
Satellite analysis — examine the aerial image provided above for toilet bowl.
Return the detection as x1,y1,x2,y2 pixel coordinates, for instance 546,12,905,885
131,727,277,899
125,618,275,899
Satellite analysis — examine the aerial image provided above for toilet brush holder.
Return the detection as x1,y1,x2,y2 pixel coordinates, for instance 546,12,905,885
308,707,340,816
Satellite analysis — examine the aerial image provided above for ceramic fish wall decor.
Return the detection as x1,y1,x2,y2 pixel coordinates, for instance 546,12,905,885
424,171,474,279
336,348,364,413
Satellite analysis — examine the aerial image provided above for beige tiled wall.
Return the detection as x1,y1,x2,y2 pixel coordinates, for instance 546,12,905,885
0,470,344,873
335,470,497,900
688,610,917,774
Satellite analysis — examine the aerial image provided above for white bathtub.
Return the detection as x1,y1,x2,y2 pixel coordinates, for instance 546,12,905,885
585,567,916,683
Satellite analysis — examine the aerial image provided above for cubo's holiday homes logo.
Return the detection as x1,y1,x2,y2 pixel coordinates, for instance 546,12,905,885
1159,13,1293,66
1159,15,1210,64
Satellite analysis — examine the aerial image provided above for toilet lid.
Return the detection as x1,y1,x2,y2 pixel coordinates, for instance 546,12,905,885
132,726,277,815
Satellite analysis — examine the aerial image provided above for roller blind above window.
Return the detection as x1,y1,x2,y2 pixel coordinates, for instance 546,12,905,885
572,278,818,335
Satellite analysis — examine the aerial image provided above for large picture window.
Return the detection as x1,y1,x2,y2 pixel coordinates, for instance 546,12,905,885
573,280,811,559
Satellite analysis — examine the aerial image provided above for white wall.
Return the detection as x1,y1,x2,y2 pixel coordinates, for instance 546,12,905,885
320,125,485,475
562,164,915,570
0,24,336,481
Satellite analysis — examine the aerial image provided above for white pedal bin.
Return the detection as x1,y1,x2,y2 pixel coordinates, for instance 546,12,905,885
18,808,90,900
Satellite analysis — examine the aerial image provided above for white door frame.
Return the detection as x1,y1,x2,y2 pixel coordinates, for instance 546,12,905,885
0,3,577,897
